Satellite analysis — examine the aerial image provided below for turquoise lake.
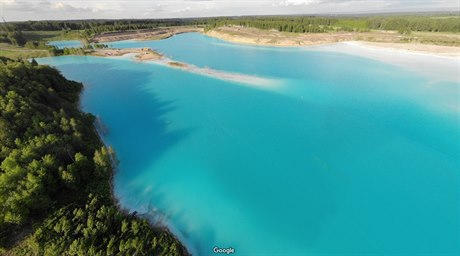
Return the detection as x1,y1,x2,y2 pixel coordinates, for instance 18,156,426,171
38,33,459,256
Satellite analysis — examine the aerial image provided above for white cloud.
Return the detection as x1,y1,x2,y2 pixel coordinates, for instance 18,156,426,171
273,0,319,7
1,0,458,21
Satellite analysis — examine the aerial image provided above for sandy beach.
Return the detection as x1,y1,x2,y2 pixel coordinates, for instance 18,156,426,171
90,48,163,61
205,27,460,58
310,41,459,82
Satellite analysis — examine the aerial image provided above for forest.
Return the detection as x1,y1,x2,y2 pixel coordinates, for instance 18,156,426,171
5,19,205,38
4,14,459,37
0,58,187,255
204,15,460,33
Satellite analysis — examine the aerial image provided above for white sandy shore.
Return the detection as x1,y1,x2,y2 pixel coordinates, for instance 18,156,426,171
309,41,460,82
149,57,280,87
104,51,279,87
173,62,279,87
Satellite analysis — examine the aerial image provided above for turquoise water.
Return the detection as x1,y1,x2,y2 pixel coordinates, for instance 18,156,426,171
47,40,82,49
38,33,459,256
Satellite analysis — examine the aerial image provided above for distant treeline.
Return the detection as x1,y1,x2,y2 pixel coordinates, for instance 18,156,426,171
2,15,458,45
0,58,187,255
5,15,460,37
204,15,460,33
0,31,26,46
25,40,108,56
7,19,205,36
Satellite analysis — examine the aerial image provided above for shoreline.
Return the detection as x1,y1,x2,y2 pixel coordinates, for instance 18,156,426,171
92,121,193,256
90,48,163,61
204,27,460,59
201,28,458,82
92,27,203,43
308,41,459,82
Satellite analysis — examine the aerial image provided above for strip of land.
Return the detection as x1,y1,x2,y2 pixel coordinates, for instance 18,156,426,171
89,47,279,87
160,60,279,87
205,27,460,58
90,47,163,60
92,27,203,43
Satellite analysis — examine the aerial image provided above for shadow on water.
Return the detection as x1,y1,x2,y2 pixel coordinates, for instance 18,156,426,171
50,58,354,254
57,61,191,192
52,59,219,253
139,189,218,255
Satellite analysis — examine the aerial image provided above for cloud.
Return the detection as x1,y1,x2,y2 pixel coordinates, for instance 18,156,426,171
1,0,458,21
146,4,166,13
51,2,91,12
273,0,319,7
175,6,192,13
2,0,93,13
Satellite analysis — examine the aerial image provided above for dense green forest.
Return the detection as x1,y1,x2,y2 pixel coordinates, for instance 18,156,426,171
6,19,205,38
0,58,187,255
204,15,460,33
4,14,459,39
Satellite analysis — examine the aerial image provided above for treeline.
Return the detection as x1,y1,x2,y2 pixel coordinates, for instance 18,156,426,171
24,40,108,57
368,16,460,32
5,38,108,58
0,21,26,46
0,58,187,255
205,17,349,33
3,15,458,45
204,15,460,33
0,31,26,46
9,19,205,36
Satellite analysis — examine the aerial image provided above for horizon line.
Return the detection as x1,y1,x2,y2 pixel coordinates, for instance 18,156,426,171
5,9,457,23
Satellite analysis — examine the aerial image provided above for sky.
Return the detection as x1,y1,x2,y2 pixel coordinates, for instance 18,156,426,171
1,0,458,21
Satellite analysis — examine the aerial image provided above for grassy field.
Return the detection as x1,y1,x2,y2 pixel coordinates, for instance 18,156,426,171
0,31,82,59
0,43,51,59
22,30,82,41
412,31,460,46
